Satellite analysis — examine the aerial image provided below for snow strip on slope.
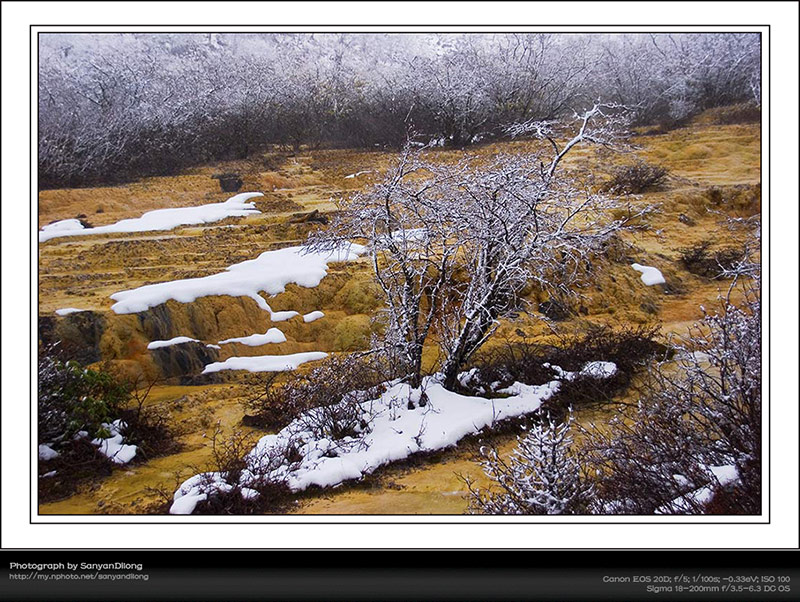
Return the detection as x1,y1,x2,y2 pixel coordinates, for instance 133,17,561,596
218,328,287,346
55,307,87,316
302,311,325,323
631,263,666,286
170,376,560,513
344,170,371,179
39,192,263,242
147,336,200,349
201,352,328,374
270,310,300,322
109,243,365,316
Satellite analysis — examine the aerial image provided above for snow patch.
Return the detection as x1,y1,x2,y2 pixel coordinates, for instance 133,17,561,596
218,328,287,347
109,243,365,315
169,491,208,515
55,307,87,316
657,465,740,514
269,310,300,322
201,352,328,374
544,361,618,381
344,170,371,179
302,311,325,323
580,361,618,379
147,336,200,350
631,263,666,286
39,192,263,243
91,420,137,465
41,219,85,234
709,464,739,486
38,444,60,461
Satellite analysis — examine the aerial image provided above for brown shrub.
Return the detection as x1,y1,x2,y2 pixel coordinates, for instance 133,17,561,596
243,353,390,432
604,160,669,195
466,324,670,417
680,241,747,279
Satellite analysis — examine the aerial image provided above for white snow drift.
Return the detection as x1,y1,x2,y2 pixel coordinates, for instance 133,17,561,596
55,307,87,316
218,328,287,347
201,352,328,374
109,243,365,317
38,444,60,461
631,263,666,286
171,359,617,514
147,336,200,349
302,311,325,323
39,192,263,243
656,464,740,514
91,420,137,465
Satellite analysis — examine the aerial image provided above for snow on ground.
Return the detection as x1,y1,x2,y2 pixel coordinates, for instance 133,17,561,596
39,192,263,242
91,420,137,465
206,344,221,350
344,170,371,179
147,336,200,349
579,361,618,379
218,328,287,346
170,375,560,514
109,243,365,316
656,464,740,514
55,307,87,316
631,263,666,286
543,361,618,382
38,444,60,461
302,311,325,323
41,219,85,235
201,351,328,374
269,310,300,322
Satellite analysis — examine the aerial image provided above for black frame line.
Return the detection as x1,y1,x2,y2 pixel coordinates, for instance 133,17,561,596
28,25,773,526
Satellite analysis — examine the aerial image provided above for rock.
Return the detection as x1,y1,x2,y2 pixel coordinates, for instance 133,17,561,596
211,173,243,192
40,311,106,365
288,209,329,225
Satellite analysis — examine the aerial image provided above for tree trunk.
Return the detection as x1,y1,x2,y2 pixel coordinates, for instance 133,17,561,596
441,315,496,391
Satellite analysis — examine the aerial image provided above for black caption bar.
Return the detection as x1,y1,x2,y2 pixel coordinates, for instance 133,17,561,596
1,551,797,601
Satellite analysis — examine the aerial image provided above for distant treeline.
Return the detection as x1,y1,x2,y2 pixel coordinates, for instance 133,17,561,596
38,33,760,188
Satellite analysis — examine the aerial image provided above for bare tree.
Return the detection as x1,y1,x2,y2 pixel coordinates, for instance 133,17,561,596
310,145,465,387
437,103,641,389
39,33,761,187
313,104,643,391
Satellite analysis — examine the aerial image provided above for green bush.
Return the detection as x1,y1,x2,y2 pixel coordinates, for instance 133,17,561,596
38,352,130,445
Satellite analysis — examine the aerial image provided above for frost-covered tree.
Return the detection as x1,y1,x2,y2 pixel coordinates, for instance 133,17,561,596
467,412,592,515
437,103,638,388
314,104,642,390
593,33,760,127
38,33,761,187
310,145,466,387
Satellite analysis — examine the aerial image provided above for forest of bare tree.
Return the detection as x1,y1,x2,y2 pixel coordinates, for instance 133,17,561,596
39,33,760,187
